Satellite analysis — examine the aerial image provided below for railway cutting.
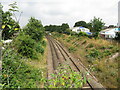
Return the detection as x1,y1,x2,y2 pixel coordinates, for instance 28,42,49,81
46,35,106,89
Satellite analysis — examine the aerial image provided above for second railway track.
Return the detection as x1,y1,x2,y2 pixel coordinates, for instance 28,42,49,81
46,35,106,89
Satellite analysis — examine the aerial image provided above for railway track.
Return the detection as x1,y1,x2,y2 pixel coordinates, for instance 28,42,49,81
46,35,106,89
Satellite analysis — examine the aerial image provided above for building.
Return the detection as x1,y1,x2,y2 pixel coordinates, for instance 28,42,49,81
71,27,92,35
118,1,120,27
99,28,120,38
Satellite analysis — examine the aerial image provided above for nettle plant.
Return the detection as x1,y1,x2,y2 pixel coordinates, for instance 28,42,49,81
44,65,87,88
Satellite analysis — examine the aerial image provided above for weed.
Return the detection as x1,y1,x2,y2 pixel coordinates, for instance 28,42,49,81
108,45,114,49
66,39,70,42
41,40,47,47
87,49,101,58
36,41,44,54
2,48,43,88
103,50,111,56
100,46,106,49
44,65,87,88
68,46,77,53
86,43,94,48
82,40,87,44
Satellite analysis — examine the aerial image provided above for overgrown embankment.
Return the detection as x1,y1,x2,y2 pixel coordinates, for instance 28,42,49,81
52,32,120,88
2,17,47,88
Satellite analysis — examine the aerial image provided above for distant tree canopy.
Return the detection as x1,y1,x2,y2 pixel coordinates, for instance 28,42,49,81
108,25,116,28
44,23,69,33
74,21,88,28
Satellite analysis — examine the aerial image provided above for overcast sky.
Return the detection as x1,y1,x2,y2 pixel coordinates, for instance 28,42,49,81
1,0,119,27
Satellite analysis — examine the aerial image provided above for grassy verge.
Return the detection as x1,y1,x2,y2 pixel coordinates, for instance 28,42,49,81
52,32,119,88
25,38,47,88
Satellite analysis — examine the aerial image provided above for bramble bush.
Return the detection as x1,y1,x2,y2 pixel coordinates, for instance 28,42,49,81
36,41,44,54
2,48,42,88
13,17,46,59
14,32,38,59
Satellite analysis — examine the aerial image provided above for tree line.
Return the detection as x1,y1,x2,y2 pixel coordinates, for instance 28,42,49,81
44,17,105,38
45,17,120,40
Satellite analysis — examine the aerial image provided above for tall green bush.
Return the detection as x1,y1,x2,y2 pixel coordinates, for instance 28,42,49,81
14,32,37,59
23,17,45,41
36,41,44,54
78,32,88,37
2,48,42,88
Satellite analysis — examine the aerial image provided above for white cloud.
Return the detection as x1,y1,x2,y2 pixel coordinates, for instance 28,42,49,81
1,0,119,27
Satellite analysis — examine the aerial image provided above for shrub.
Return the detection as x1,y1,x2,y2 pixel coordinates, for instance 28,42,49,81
41,40,47,47
103,50,111,56
82,40,87,44
36,42,44,54
70,31,77,36
2,48,42,88
87,49,101,58
115,32,120,42
68,46,77,53
66,39,70,42
100,46,106,49
14,32,37,59
86,43,94,48
108,45,114,49
78,32,88,37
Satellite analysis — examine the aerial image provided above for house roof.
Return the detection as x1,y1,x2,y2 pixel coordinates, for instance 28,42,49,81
71,26,89,30
101,28,120,33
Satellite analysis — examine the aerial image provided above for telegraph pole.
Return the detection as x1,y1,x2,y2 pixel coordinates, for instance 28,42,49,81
118,1,120,27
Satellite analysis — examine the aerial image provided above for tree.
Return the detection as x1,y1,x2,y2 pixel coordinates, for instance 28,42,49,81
23,17,45,41
87,22,92,31
44,23,69,33
44,25,60,32
108,25,116,28
74,21,88,28
90,17,105,38
2,2,20,40
61,23,69,33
